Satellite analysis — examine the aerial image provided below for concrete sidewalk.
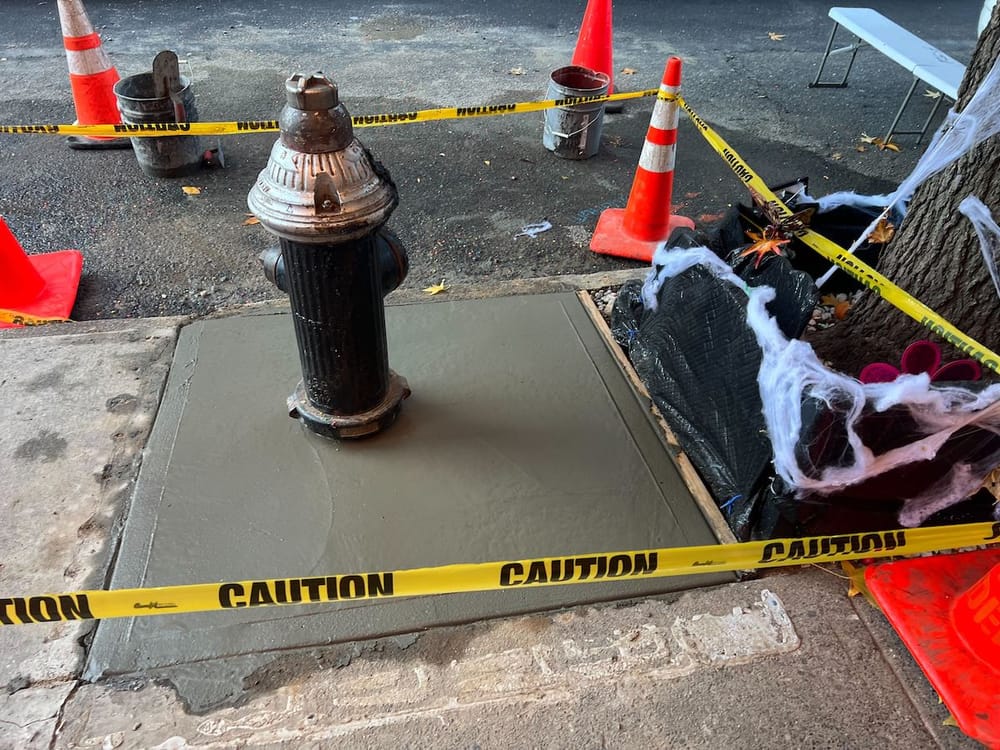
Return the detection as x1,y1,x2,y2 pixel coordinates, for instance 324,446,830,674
0,275,984,749
0,0,983,321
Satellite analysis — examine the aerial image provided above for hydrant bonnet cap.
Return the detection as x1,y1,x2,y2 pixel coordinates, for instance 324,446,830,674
286,72,339,111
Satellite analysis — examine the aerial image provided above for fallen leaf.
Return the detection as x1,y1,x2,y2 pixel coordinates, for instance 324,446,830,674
768,31,786,41
840,561,866,599
483,160,491,166
856,145,867,152
621,67,638,75
820,294,840,306
242,216,260,226
423,280,448,295
943,715,959,727
830,152,843,160
698,211,727,224
860,133,901,152
834,300,851,320
841,561,875,603
181,186,201,195
509,66,526,75
868,217,896,244
924,89,942,99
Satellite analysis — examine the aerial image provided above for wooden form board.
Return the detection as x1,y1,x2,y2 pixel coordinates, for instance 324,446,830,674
577,291,740,546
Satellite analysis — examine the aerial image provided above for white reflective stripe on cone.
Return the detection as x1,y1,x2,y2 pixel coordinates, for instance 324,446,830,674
66,49,113,76
653,86,680,130
639,143,676,173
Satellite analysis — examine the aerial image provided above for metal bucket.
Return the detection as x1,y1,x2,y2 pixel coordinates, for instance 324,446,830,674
113,72,202,178
542,65,610,160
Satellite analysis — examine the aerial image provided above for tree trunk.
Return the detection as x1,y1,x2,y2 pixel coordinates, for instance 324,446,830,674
808,7,1000,377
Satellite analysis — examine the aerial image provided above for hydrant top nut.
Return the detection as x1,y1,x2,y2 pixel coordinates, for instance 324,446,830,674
286,72,339,111
279,71,353,154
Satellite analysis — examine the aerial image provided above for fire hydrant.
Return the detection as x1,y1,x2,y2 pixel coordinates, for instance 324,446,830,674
248,72,410,439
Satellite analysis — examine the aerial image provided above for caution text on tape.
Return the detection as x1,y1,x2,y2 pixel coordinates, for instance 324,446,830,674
0,309,69,326
0,89,659,138
2,521,997,625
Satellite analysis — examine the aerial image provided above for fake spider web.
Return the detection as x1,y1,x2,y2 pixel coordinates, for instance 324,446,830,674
642,246,1000,527
818,51,1000,287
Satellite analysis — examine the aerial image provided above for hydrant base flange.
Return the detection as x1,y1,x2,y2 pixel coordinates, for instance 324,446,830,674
287,370,411,439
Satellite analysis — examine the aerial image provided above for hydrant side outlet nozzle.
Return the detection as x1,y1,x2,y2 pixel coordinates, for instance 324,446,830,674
247,72,409,440
260,228,409,297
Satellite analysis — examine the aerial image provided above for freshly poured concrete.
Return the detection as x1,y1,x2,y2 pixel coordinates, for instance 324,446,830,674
86,293,729,708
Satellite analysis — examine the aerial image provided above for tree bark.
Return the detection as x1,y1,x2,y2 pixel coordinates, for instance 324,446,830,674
808,7,1000,377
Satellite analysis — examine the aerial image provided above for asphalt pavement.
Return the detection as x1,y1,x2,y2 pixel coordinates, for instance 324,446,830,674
0,0,982,320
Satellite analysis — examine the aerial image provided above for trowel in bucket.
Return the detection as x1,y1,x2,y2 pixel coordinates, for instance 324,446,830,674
152,50,186,123
152,50,224,168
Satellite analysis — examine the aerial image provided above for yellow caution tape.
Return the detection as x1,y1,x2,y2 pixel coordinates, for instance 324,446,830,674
0,309,70,326
670,93,1000,376
0,89,658,138
2,521,997,625
4,87,996,372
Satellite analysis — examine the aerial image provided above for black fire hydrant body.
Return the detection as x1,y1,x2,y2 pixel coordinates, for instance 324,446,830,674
248,72,409,439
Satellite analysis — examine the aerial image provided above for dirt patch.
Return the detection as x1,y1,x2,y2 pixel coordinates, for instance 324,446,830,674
13,430,67,463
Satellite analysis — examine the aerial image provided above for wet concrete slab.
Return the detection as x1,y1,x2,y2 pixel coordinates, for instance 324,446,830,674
85,293,730,709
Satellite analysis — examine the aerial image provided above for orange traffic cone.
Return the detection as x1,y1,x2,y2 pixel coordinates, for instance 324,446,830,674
866,548,1000,748
953,560,1000,665
590,56,694,262
57,0,130,150
571,0,617,103
0,217,83,328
